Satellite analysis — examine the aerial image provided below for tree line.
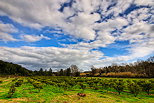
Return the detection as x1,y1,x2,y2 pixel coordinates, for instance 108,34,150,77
0,56,154,77
33,65,80,76
0,60,80,76
90,56,154,77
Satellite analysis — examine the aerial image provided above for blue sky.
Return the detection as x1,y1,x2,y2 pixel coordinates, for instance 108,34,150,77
0,0,154,71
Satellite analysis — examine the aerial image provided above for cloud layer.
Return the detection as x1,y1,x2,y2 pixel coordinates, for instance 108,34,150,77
0,0,153,70
0,46,103,70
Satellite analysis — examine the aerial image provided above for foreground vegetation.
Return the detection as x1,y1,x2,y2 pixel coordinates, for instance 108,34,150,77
0,76,154,103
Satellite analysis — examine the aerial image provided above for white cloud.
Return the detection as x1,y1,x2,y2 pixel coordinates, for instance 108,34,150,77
0,32,17,42
0,0,131,41
20,34,51,42
118,21,154,43
93,41,154,68
0,22,17,33
0,21,18,41
0,0,152,42
61,12,100,40
0,0,153,70
0,46,104,70
135,0,154,6
0,0,66,29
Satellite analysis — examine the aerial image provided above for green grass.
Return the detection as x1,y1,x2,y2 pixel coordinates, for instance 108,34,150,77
0,77,154,103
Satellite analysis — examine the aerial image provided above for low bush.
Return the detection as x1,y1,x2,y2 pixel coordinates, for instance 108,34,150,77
112,80,125,94
12,78,18,82
15,79,23,87
78,83,87,93
139,80,154,95
32,81,44,92
101,80,110,91
7,85,16,98
128,82,141,97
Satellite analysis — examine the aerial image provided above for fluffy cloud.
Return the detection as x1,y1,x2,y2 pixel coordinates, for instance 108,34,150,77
20,34,51,42
0,0,153,70
0,21,18,41
119,22,153,43
0,0,152,41
0,46,104,70
0,32,17,42
0,0,132,41
62,12,100,40
135,0,154,6
0,0,65,29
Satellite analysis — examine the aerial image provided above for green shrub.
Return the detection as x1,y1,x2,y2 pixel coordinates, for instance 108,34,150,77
112,80,125,94
27,78,34,84
78,83,87,93
32,82,44,92
67,81,76,87
101,80,110,91
12,78,18,82
93,84,99,90
87,81,94,88
61,82,70,89
48,81,57,86
139,80,153,95
15,79,23,87
7,85,16,98
93,80,99,85
128,82,141,97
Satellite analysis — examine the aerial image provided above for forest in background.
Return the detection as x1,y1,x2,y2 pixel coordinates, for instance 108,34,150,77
0,56,154,78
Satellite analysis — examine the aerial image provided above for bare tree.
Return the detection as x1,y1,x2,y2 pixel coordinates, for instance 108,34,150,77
91,65,97,76
70,65,80,76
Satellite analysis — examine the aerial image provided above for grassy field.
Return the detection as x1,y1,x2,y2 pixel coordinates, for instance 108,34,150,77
0,77,154,103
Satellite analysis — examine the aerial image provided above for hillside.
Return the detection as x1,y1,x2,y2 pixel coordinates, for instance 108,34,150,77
0,60,32,76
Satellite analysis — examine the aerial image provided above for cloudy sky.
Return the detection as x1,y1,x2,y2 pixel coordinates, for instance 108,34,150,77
0,0,154,71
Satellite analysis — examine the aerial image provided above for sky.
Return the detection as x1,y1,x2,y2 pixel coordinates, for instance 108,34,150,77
0,0,154,71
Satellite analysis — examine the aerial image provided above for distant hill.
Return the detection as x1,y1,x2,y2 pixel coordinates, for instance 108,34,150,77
0,60,32,76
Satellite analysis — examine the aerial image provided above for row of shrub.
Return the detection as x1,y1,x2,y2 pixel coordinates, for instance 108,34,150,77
7,79,23,98
8,78,44,98
29,76,154,97
27,78,44,92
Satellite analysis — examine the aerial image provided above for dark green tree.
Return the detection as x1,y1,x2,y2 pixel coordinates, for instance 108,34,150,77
48,68,53,76
66,68,71,76
59,69,64,76
39,68,43,75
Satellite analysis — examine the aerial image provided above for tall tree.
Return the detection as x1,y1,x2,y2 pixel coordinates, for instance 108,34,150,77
70,65,80,76
59,69,64,76
66,68,71,76
48,68,53,76
91,65,97,76
39,68,43,75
